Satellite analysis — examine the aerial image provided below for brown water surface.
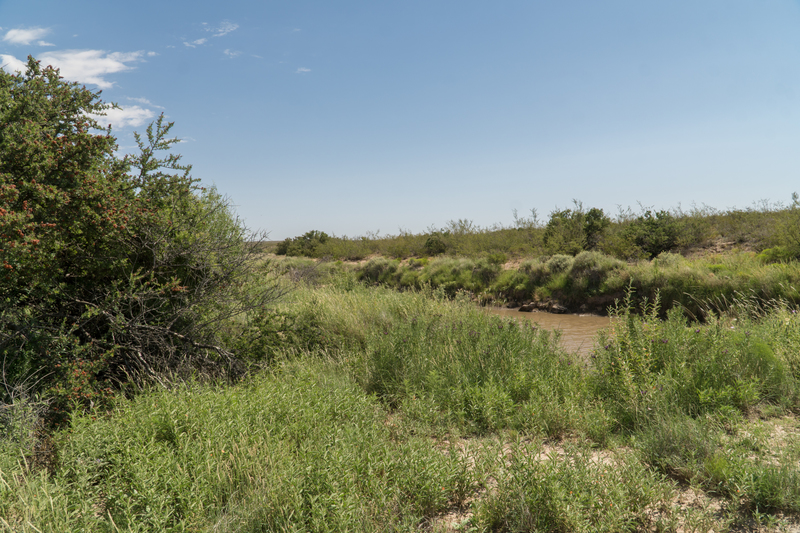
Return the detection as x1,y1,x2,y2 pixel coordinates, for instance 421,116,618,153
486,307,612,354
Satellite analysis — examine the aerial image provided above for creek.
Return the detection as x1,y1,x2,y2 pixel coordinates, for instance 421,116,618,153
485,307,612,354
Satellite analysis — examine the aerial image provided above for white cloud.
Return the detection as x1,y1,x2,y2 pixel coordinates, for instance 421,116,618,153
183,38,207,48
32,49,144,89
3,27,50,45
37,40,55,46
127,96,164,109
90,105,155,129
295,67,310,73
0,54,27,73
147,51,158,57
211,20,238,37
223,49,241,58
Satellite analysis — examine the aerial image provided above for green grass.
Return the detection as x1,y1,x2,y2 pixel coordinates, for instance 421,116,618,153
3,275,800,531
1,361,476,532
351,250,800,318
474,442,674,533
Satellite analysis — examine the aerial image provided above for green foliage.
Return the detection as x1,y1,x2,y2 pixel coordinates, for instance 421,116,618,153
637,415,800,514
0,363,476,532
3,276,800,530
585,207,612,250
543,203,611,256
265,196,800,267
592,287,798,430
356,257,401,285
423,232,448,255
546,254,574,274
0,58,282,416
275,229,330,257
544,208,586,255
475,443,672,532
625,210,680,259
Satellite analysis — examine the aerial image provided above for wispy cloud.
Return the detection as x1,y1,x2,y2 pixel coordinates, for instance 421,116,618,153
147,51,158,57
90,105,155,129
223,49,241,58
3,27,51,45
0,54,27,73
295,67,310,73
211,20,238,37
183,38,207,48
2,49,145,89
126,96,164,109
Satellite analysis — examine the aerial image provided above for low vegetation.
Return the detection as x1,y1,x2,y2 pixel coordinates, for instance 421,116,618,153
3,58,800,532
272,198,800,263
3,273,800,531
352,250,800,318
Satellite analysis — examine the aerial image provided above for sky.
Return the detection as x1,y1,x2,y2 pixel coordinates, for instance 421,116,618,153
1,0,800,240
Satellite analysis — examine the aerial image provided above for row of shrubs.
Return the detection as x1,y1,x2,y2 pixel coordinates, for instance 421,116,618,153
272,198,800,261
355,250,800,317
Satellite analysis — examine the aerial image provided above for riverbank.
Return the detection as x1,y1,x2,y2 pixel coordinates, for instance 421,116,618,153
276,250,800,318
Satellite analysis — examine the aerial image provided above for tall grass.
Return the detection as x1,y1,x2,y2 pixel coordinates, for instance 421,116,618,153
3,275,800,531
282,278,598,437
0,361,476,532
475,442,674,533
592,289,799,430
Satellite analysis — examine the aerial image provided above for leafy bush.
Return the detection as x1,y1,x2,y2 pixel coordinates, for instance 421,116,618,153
0,58,282,415
543,204,610,255
423,232,448,255
476,443,671,532
546,254,574,273
625,210,680,259
357,257,400,284
275,229,330,257
757,246,797,264
543,208,587,255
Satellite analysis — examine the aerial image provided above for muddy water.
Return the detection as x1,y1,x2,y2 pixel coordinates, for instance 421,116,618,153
486,308,612,354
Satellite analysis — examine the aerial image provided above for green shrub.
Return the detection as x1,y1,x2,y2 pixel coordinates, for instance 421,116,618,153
626,210,680,259
756,246,797,264
653,251,685,268
592,290,798,430
543,208,587,255
0,363,476,531
0,58,282,415
546,254,574,274
357,257,400,284
274,229,330,257
423,233,448,255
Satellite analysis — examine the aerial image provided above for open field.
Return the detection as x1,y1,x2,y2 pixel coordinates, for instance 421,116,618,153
3,274,800,532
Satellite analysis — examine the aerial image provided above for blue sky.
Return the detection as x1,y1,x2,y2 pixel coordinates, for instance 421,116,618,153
2,1,799,240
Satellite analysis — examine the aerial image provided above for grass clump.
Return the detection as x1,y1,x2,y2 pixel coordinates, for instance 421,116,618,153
0,361,476,532
475,442,673,532
592,290,798,430
282,279,591,437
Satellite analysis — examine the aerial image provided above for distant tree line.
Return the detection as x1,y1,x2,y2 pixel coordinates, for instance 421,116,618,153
273,198,800,262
